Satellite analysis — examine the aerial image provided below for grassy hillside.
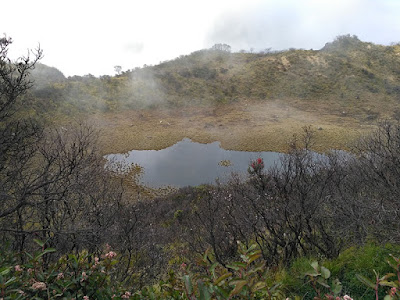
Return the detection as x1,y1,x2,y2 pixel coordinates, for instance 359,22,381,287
26,35,400,153
29,35,400,116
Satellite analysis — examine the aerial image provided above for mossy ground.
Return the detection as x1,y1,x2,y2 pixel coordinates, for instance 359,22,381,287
89,98,382,155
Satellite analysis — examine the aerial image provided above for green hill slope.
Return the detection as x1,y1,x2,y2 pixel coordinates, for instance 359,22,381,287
29,35,400,123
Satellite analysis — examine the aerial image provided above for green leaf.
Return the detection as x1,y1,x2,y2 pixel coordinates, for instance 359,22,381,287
203,248,211,263
34,248,56,260
240,254,249,262
198,280,211,300
68,254,78,269
33,239,45,247
183,275,193,295
247,244,257,253
269,282,282,293
44,247,56,253
379,280,398,288
356,274,376,289
251,263,266,273
226,264,240,271
4,276,16,287
229,280,247,296
42,248,56,256
305,271,320,277
311,261,319,270
110,260,119,266
251,281,267,292
53,293,64,297
248,253,262,264
331,279,342,295
320,266,331,279
213,286,230,298
227,262,246,271
25,251,33,260
214,272,232,286
210,262,218,278
0,267,10,276
384,295,393,300
380,273,396,281
317,278,331,288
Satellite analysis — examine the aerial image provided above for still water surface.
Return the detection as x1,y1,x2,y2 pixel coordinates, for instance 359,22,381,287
106,138,282,188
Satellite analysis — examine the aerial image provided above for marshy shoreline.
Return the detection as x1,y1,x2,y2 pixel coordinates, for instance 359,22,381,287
90,99,376,155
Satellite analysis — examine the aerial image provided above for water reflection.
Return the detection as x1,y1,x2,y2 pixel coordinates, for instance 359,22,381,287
106,138,282,188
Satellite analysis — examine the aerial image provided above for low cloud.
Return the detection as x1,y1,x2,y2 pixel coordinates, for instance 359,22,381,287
205,0,400,52
124,42,145,54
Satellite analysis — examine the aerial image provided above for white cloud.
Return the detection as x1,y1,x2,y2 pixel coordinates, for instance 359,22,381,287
1,0,399,76
206,0,400,51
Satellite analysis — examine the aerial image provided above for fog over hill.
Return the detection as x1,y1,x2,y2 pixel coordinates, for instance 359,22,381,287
3,0,400,77
27,35,400,124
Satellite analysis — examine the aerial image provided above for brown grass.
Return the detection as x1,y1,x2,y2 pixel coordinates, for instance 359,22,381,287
89,98,379,155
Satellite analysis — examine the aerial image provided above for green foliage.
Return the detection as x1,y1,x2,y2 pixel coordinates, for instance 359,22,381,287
4,240,400,300
0,241,128,299
325,243,400,299
304,261,343,299
0,241,287,299
141,241,287,299
281,244,400,299
355,254,400,300
282,257,317,295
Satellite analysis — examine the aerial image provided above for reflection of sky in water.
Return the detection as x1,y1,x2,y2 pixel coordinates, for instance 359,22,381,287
106,138,282,188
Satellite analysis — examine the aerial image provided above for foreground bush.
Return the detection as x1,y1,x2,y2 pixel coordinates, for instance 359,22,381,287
0,240,367,300
326,243,400,299
0,240,127,299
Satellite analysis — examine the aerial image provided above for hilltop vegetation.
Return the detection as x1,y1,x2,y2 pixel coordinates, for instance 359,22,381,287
30,35,400,119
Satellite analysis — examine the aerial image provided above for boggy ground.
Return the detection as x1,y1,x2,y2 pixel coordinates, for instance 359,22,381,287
90,98,381,155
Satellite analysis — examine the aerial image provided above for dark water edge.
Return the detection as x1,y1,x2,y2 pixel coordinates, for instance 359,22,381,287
105,138,283,188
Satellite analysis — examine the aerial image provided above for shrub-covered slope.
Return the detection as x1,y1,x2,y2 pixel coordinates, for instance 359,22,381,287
29,35,400,118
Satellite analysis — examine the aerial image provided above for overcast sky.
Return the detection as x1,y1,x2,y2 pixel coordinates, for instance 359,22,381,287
2,0,400,77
